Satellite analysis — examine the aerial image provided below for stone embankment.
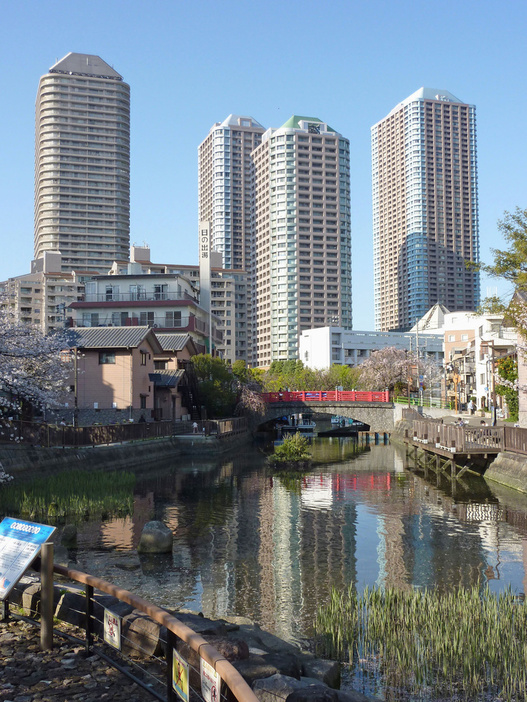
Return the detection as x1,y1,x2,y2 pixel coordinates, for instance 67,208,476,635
0,431,251,479
4,575,375,702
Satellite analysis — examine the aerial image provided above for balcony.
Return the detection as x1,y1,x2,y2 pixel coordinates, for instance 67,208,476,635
82,290,197,303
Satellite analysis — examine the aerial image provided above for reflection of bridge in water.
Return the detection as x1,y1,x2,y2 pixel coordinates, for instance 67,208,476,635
261,390,394,433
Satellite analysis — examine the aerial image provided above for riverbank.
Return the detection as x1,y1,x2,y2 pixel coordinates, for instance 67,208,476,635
0,430,252,479
3,571,375,702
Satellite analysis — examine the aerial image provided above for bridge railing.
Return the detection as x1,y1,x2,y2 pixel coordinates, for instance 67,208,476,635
262,390,390,403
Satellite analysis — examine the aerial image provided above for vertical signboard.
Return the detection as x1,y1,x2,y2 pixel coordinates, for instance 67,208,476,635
172,648,189,702
199,220,212,353
201,658,220,702
103,609,121,650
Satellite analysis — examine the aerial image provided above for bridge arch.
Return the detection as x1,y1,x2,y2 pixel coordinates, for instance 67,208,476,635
260,401,395,433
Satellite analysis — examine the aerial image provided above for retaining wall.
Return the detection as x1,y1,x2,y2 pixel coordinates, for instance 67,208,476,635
0,432,251,479
484,452,527,494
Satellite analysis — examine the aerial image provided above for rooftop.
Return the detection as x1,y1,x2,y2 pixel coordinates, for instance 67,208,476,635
48,53,123,81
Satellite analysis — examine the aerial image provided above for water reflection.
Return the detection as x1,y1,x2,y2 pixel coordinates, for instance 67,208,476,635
71,439,527,646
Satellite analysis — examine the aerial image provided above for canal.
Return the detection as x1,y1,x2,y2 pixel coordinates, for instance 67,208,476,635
62,433,527,651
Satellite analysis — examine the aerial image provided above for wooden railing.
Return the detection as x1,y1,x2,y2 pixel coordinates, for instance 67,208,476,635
262,390,390,403
410,420,527,455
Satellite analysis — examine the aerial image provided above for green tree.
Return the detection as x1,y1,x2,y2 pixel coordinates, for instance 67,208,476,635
478,208,527,289
190,354,237,418
495,356,519,421
270,432,312,465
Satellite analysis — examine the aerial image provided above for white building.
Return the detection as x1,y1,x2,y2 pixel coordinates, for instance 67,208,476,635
35,53,130,274
443,311,516,411
0,252,85,333
253,116,352,366
299,325,443,370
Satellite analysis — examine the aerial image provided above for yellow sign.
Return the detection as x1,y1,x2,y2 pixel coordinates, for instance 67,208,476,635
172,649,189,702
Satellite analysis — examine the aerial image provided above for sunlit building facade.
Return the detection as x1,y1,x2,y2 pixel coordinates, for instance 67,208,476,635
35,53,130,274
253,116,352,366
372,88,480,331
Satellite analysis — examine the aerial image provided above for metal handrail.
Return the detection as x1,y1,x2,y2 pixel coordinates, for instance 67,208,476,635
53,563,259,702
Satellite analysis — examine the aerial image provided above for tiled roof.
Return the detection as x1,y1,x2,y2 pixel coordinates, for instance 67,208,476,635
66,326,162,351
155,333,193,352
149,370,185,387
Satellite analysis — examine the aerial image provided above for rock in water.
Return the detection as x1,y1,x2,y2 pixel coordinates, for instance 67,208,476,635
137,521,173,553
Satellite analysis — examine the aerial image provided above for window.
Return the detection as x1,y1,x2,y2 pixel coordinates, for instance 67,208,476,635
99,351,115,364
448,335,455,342
140,351,147,366
165,311,182,327
154,360,168,370
140,395,147,409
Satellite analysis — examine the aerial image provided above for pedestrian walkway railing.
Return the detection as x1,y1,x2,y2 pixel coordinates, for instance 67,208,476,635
410,420,527,455
5,558,259,702
0,417,247,448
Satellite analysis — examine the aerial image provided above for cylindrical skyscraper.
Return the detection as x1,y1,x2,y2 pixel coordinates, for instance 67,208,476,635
35,53,130,274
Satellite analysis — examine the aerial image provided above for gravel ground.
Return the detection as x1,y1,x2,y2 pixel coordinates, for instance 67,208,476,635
0,618,160,701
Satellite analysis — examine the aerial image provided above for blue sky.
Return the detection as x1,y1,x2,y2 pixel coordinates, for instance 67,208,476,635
1,0,526,329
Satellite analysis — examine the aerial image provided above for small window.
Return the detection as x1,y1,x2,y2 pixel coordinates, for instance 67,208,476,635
99,352,116,364
140,395,147,409
154,360,168,370
448,335,455,342
140,351,147,366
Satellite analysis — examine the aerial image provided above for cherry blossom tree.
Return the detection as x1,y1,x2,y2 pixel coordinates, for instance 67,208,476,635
0,309,71,418
357,347,414,391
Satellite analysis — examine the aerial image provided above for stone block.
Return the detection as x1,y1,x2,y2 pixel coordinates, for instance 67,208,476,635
287,686,339,702
233,655,280,686
206,635,250,661
301,659,340,689
137,521,173,553
22,583,41,618
262,652,302,679
253,673,305,702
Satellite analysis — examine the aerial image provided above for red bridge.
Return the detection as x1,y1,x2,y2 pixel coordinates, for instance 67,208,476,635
262,390,390,403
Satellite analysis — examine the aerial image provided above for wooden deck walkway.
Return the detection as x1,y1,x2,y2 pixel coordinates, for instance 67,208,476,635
402,420,527,483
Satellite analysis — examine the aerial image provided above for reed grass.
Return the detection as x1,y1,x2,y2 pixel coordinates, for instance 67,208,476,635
315,584,527,700
0,470,135,521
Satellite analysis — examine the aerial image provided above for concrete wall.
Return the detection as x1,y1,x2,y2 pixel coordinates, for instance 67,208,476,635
485,451,527,494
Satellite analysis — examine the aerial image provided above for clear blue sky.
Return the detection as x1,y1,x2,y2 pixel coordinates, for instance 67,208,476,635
1,0,526,329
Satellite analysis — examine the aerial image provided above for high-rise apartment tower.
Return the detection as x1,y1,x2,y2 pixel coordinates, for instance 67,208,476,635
35,53,130,274
198,115,265,364
253,116,352,366
371,88,480,331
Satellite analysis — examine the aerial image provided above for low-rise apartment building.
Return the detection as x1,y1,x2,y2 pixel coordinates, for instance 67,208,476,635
0,252,86,333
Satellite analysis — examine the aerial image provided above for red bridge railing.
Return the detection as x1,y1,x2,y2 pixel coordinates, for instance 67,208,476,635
262,390,390,403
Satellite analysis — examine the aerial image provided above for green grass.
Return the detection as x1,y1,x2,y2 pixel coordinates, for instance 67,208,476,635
315,583,527,700
0,470,135,521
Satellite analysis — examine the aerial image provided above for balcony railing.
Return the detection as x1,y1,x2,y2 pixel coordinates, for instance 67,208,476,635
69,314,223,342
83,291,197,303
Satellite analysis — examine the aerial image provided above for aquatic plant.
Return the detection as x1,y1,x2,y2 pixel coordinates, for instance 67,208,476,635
269,433,312,467
0,470,135,521
315,583,527,700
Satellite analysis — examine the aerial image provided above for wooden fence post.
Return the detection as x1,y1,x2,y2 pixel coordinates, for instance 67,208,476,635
40,542,54,650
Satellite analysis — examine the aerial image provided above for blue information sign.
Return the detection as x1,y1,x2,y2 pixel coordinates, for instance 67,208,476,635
0,518,55,600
